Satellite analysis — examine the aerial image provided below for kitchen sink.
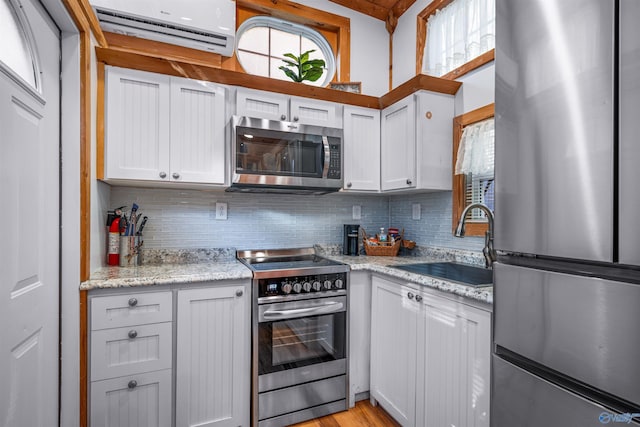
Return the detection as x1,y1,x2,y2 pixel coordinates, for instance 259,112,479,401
392,262,493,287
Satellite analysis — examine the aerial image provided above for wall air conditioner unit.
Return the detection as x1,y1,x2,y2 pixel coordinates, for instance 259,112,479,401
89,0,236,56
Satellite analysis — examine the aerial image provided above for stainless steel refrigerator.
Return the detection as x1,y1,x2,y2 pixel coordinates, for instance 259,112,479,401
493,0,640,425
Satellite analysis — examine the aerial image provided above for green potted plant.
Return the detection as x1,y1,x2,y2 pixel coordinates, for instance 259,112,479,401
279,49,326,83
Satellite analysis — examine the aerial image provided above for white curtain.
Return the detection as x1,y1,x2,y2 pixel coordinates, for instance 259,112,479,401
423,0,495,77
455,118,494,176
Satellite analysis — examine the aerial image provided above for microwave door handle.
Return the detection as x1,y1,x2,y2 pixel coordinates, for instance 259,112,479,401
263,301,344,319
322,136,330,178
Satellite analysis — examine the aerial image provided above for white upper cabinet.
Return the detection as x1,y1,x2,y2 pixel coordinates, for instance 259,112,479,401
236,87,343,128
343,106,380,192
381,95,416,191
104,66,227,185
381,91,454,192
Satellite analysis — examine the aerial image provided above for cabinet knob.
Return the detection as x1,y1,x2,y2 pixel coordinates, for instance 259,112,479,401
159,171,167,179
128,298,138,307
406,178,413,185
415,295,423,302
280,114,287,121
128,330,138,339
426,111,433,119
128,380,137,390
346,182,352,188
172,172,180,179
293,116,299,122
236,289,244,297
407,292,414,300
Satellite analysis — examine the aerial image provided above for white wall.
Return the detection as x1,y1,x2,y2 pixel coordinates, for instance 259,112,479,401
293,0,390,96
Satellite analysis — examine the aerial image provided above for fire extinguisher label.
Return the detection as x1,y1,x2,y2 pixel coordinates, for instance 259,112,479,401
108,233,120,254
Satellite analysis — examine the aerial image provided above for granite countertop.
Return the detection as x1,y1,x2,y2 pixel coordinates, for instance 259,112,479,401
80,260,252,290
324,253,493,305
81,246,493,305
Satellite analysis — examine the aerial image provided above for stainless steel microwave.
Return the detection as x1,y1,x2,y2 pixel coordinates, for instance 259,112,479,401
227,116,343,195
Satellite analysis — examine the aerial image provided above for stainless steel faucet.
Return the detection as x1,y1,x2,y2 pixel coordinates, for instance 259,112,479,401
455,203,496,269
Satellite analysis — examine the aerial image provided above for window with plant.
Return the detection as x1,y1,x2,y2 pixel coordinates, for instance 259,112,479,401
452,104,495,236
235,16,336,87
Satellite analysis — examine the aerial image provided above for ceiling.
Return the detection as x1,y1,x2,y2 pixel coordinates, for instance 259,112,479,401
329,0,418,29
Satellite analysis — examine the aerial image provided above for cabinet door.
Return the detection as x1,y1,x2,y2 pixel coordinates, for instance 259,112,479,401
370,276,417,426
416,293,491,427
176,284,250,427
348,272,372,406
415,91,454,191
290,97,343,128
381,95,416,191
343,106,380,192
170,78,226,184
236,88,289,121
90,369,172,427
105,67,171,181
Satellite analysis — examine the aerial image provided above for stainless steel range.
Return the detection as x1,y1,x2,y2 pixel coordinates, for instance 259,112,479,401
237,248,349,427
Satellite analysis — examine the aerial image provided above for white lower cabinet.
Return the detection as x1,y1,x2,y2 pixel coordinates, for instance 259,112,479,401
370,275,491,427
348,271,373,406
89,290,174,427
176,284,250,427
90,369,173,427
89,282,250,427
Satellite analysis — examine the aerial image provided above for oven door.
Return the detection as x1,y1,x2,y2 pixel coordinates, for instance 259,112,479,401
257,296,346,376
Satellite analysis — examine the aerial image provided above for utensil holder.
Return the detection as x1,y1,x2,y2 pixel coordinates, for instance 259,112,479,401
119,235,142,267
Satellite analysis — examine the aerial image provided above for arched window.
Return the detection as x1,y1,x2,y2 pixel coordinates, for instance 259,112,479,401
0,0,39,90
235,16,336,87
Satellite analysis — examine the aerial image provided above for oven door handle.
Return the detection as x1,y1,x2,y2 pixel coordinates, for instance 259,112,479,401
262,301,344,319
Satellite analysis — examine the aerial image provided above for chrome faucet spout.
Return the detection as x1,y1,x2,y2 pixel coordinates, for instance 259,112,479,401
454,203,496,268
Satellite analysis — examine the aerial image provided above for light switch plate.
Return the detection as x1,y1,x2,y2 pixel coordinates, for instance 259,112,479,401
216,202,228,220
352,205,362,220
412,203,421,220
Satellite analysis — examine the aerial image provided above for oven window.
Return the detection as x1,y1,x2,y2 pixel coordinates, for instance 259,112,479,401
259,312,346,375
236,127,323,177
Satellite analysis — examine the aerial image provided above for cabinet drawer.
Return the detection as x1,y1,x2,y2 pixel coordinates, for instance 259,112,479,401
91,291,172,330
91,322,172,381
90,368,172,427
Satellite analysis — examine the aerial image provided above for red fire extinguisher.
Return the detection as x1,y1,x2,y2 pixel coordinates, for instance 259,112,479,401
106,207,125,266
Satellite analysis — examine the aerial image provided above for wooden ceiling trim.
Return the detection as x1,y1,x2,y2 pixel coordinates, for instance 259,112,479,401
96,46,379,108
329,0,388,21
380,73,461,108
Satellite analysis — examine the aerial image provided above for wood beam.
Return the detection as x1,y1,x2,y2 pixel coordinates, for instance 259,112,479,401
329,0,388,21
380,73,461,108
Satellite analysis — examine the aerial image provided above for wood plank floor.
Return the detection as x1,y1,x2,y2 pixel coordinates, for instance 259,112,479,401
289,400,401,427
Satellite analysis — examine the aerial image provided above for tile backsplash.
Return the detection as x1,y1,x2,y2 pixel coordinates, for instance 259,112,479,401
109,187,484,253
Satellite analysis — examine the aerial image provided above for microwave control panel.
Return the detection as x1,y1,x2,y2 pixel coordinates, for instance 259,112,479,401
328,140,341,179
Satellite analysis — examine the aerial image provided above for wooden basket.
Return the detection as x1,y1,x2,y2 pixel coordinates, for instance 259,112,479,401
362,228,403,257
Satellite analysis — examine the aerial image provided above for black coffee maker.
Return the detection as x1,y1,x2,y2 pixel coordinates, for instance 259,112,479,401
343,224,360,256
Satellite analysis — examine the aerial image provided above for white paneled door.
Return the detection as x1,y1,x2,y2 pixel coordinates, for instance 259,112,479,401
0,0,60,425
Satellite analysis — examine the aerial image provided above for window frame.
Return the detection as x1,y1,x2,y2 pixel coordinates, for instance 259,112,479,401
452,103,495,236
416,0,495,80
229,0,350,82
235,16,336,87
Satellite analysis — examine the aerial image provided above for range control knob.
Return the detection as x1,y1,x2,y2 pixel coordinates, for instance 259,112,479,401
312,280,322,291
292,282,302,293
302,281,312,292
334,279,344,289
281,281,292,294
323,280,332,290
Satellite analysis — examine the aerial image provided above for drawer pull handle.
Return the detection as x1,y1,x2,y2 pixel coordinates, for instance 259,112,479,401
236,289,244,297
415,295,423,302
128,330,138,339
128,298,138,307
407,292,414,300
128,380,137,390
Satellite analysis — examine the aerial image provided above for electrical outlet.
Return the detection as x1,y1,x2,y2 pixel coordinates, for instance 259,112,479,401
216,202,228,220
352,205,362,220
412,203,421,220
